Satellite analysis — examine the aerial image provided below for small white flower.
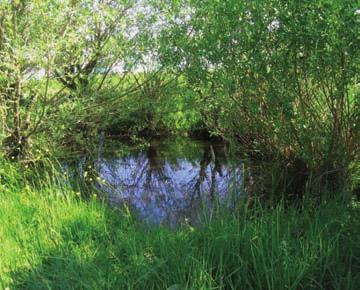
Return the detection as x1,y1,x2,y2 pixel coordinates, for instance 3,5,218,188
355,9,360,15
268,19,280,32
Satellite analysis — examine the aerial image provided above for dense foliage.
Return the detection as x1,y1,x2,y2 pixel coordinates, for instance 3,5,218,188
159,0,360,192
0,0,164,158
1,0,359,191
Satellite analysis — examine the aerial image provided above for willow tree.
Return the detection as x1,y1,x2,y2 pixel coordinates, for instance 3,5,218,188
0,0,64,158
0,0,158,159
158,0,360,192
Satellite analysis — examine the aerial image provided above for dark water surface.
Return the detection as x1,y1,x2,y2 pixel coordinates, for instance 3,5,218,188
71,137,252,225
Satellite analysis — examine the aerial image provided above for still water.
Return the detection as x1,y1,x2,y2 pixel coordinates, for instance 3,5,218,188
72,137,252,225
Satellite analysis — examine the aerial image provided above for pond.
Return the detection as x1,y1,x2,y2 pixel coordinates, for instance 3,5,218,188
69,137,255,226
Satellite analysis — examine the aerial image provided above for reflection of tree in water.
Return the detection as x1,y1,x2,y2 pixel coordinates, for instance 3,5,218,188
191,144,225,202
96,139,242,225
144,145,168,191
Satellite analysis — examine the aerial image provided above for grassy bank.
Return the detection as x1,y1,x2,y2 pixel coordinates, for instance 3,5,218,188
1,160,359,289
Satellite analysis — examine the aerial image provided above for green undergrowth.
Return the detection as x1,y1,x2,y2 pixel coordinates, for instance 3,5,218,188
0,159,360,289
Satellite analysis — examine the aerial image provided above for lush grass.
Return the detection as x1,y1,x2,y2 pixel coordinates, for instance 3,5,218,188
1,160,360,289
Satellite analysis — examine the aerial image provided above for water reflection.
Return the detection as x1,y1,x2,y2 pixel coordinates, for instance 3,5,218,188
77,138,247,225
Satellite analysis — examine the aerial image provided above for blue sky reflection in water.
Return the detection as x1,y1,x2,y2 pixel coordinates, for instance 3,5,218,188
83,138,248,226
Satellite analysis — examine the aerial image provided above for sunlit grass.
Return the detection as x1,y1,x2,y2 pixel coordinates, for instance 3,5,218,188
0,159,359,289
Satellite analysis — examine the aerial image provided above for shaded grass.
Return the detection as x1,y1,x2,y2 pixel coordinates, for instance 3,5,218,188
0,160,360,289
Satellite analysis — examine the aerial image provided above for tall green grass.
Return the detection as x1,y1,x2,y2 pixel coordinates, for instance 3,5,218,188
0,158,359,289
